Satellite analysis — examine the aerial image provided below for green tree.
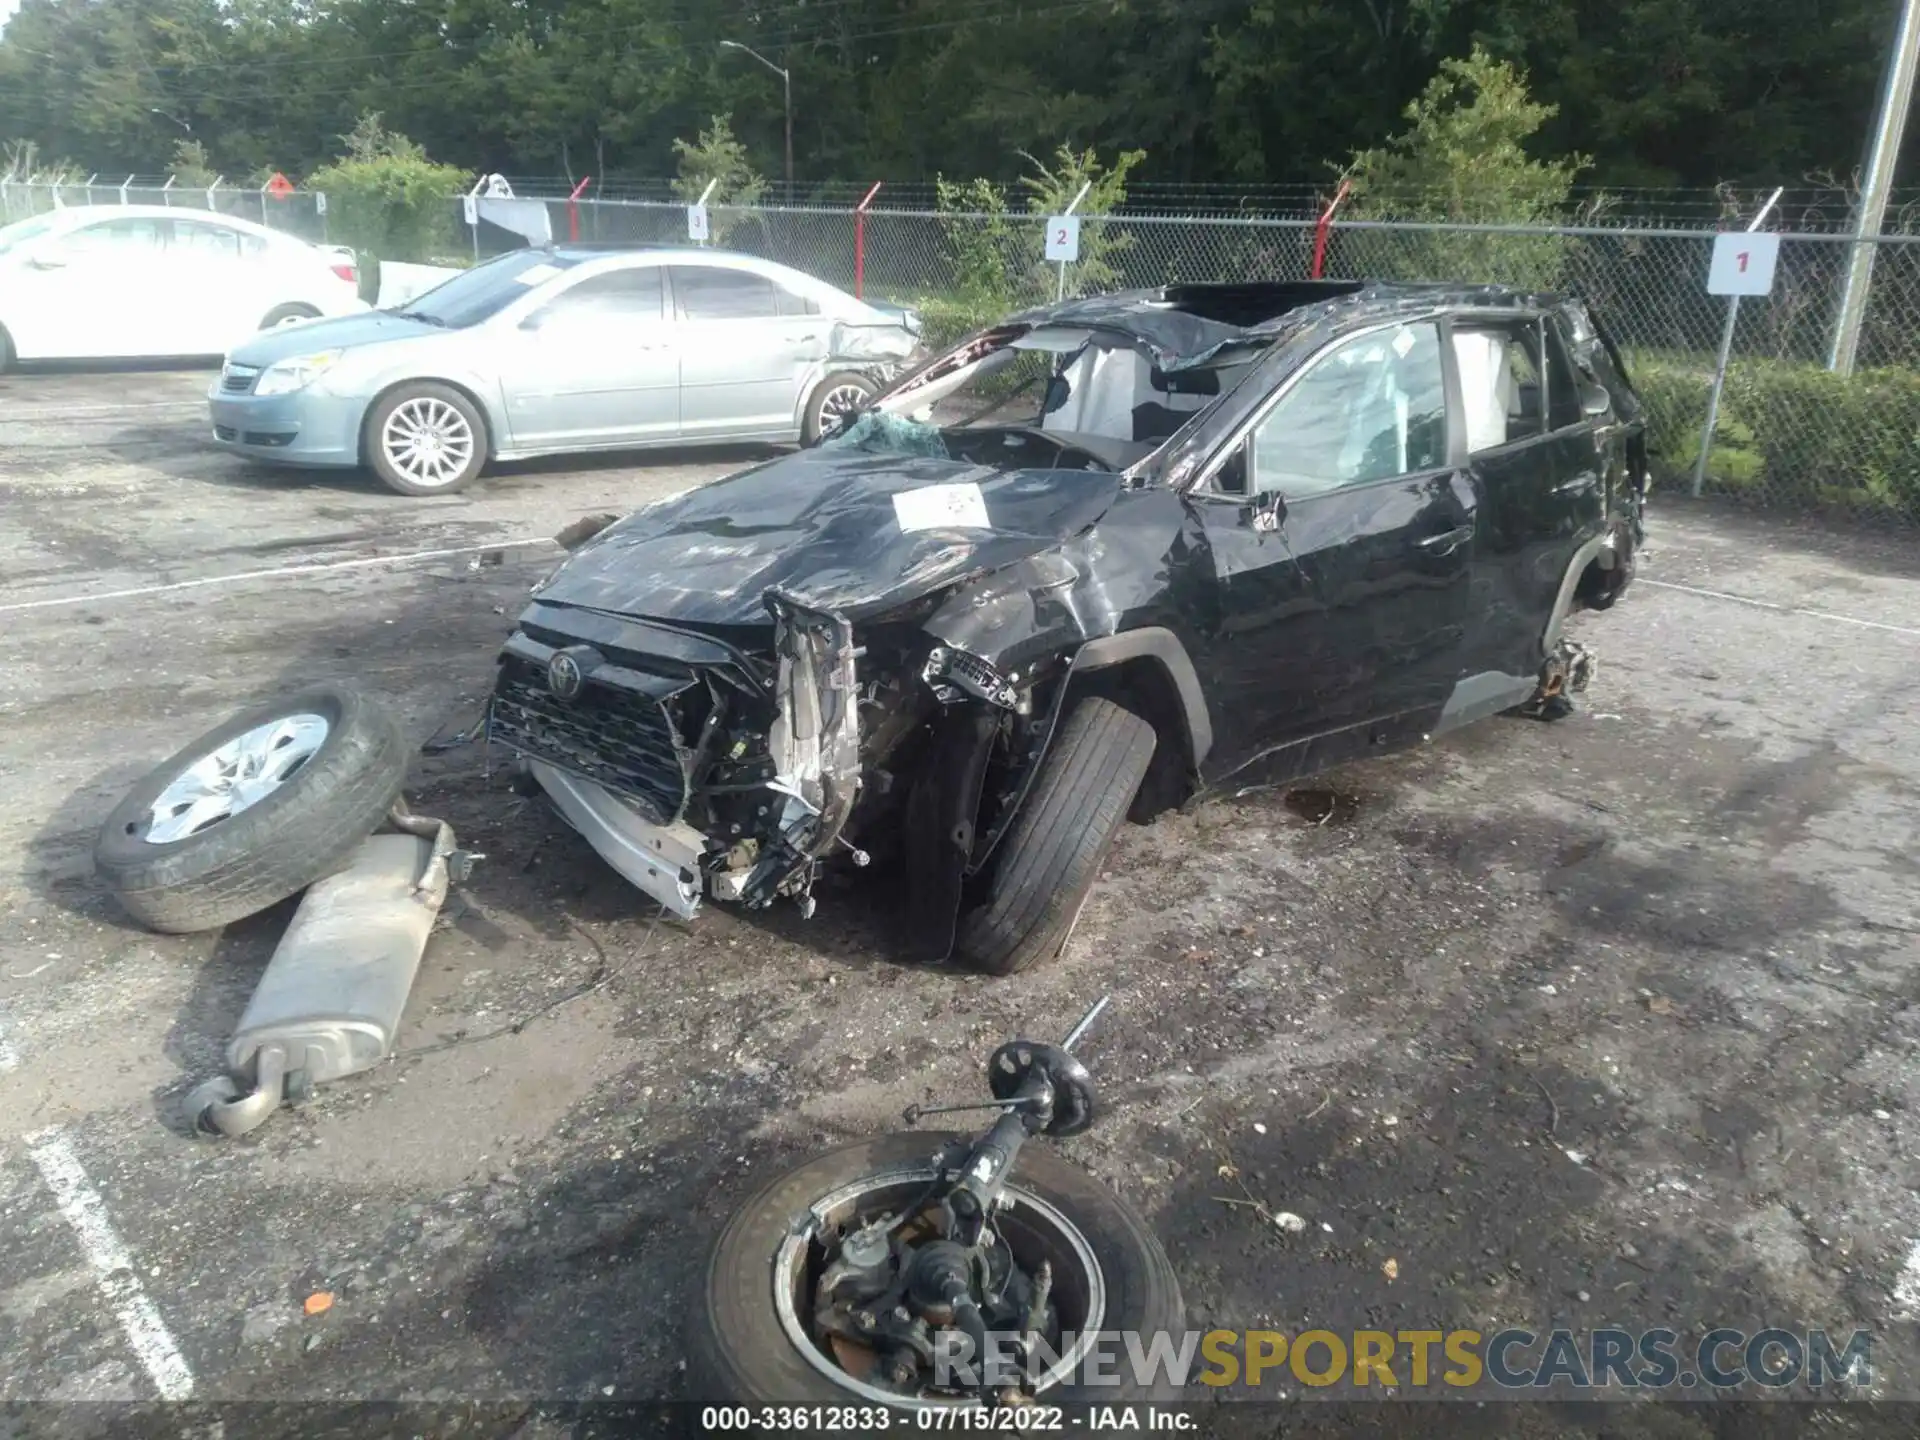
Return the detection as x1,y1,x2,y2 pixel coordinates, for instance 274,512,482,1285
1340,45,1587,286
168,139,218,187
672,113,764,244
1018,143,1145,297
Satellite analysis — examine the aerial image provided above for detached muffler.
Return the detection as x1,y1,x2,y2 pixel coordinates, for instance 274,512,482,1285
185,805,475,1138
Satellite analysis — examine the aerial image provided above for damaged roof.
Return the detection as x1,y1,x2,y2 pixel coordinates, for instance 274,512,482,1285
1003,279,1566,370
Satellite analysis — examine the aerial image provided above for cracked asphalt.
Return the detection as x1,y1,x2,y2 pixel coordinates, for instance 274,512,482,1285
3,365,1920,1436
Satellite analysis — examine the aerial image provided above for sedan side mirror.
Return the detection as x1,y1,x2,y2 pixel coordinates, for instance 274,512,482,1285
26,251,67,271
1580,382,1611,418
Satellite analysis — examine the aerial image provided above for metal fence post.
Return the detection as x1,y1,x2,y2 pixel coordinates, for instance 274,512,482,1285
1692,188,1783,498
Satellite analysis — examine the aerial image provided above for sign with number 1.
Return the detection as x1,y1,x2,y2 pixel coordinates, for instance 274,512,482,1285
1707,231,1780,296
1044,215,1081,263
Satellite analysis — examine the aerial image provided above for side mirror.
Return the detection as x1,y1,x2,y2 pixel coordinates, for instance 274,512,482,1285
1580,382,1611,418
1239,490,1284,534
1041,373,1071,416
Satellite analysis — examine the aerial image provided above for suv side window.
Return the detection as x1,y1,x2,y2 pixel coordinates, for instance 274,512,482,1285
1450,321,1545,453
1240,322,1448,499
671,265,779,320
535,266,664,324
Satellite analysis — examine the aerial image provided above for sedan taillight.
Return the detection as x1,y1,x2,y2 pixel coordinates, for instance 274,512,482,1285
330,261,357,285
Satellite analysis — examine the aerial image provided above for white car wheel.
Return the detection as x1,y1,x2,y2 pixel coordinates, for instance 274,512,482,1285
365,383,488,496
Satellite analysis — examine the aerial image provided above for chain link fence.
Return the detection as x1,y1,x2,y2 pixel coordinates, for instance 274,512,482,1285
0,178,330,241
6,178,1920,525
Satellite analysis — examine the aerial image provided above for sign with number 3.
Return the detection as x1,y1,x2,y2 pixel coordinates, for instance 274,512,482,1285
1044,215,1081,263
1707,231,1780,296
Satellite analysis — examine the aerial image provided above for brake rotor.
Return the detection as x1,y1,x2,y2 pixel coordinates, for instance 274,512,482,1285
987,1040,1097,1137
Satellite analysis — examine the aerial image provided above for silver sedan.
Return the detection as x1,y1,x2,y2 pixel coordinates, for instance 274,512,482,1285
207,246,921,495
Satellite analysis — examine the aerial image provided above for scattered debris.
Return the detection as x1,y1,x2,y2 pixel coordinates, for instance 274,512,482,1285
1530,1076,1560,1136
554,513,620,551
1273,1212,1308,1234
304,1292,334,1316
1382,1258,1400,1281
1252,1122,1267,1135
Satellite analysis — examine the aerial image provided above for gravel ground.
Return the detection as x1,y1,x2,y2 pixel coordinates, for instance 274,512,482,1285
3,366,1920,1435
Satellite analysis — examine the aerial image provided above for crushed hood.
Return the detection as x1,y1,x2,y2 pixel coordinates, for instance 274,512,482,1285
532,447,1125,627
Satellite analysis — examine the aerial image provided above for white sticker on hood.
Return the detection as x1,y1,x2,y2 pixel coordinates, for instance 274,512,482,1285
892,482,990,533
515,262,564,286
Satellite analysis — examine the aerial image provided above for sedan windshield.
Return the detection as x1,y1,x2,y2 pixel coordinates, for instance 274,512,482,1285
0,213,60,257
390,249,581,328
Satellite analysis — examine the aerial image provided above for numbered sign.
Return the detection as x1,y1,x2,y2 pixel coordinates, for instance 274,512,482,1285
462,194,478,227
1707,232,1780,296
687,203,711,242
1044,215,1081,263
315,192,327,216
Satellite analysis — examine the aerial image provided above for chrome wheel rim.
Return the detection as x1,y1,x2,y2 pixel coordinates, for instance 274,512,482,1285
144,713,329,843
772,1165,1107,1405
271,311,314,329
382,397,475,488
818,382,869,435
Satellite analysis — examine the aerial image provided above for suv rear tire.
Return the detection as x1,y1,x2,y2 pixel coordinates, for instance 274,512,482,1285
954,695,1156,976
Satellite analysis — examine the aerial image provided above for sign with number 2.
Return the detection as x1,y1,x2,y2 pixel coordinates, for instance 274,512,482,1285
1045,215,1081,263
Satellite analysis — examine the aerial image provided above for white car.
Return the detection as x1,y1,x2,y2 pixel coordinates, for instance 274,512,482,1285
0,204,367,368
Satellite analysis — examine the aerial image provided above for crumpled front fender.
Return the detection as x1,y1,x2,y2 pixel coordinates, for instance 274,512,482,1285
737,590,863,909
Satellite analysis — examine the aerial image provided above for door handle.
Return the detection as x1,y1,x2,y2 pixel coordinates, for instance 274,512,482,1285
1554,473,1599,496
1417,524,1475,556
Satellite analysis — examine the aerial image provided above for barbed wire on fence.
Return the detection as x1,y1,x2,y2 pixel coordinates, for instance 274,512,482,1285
4,178,1918,524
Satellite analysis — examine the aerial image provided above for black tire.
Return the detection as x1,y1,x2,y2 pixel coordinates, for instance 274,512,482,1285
801,370,876,445
258,302,321,331
93,684,409,934
955,696,1156,977
687,1131,1185,1407
362,381,489,496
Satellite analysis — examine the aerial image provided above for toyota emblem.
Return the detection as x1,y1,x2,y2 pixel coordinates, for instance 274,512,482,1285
547,648,590,701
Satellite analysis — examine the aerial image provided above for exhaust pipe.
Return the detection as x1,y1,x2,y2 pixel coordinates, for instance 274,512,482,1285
186,805,475,1138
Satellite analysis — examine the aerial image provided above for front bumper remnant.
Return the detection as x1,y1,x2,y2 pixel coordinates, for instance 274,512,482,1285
530,759,706,920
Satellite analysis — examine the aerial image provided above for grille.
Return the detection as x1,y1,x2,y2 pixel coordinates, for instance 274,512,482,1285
488,658,691,824
221,366,259,394
213,425,237,442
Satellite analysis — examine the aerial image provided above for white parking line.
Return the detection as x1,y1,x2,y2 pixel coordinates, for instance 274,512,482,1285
1641,578,1920,641
0,537,559,616
25,1128,195,1400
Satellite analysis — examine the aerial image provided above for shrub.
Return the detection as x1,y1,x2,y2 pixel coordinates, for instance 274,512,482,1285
1630,350,1920,519
305,114,468,270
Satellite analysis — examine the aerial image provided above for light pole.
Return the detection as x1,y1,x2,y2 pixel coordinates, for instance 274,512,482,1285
719,39,792,205
1829,0,1920,375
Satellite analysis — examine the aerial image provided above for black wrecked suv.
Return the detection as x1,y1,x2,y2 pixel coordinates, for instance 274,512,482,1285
487,280,1648,974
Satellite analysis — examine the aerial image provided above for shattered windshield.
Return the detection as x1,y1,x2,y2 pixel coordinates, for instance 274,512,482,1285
848,325,1259,468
